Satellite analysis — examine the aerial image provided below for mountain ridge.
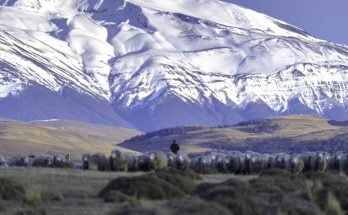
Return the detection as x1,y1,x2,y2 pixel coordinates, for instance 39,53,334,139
1,0,348,131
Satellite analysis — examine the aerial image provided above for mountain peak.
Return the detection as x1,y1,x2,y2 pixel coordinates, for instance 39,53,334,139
1,0,348,131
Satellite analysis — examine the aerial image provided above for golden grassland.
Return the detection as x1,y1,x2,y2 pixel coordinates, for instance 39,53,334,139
120,114,348,153
0,119,141,159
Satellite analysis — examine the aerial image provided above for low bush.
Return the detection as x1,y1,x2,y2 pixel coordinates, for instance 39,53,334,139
250,175,305,193
43,191,64,202
0,178,26,201
196,178,266,215
99,175,185,200
100,168,200,200
104,191,138,205
303,172,348,211
154,170,196,194
156,167,201,180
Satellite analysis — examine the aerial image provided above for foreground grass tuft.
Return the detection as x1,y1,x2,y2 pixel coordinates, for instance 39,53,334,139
99,175,185,200
100,167,201,200
0,178,27,201
104,190,138,205
15,208,46,215
0,199,5,212
24,188,43,206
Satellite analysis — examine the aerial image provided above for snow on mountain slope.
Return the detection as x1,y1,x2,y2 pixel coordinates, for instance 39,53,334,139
1,0,348,131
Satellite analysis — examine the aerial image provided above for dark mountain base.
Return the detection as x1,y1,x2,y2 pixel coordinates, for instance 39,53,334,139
0,84,134,128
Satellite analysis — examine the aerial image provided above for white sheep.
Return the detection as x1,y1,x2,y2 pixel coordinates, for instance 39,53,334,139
0,155,6,167
81,154,91,170
339,153,348,173
167,152,176,167
309,152,328,172
138,151,168,171
211,152,226,172
148,151,168,170
32,155,53,167
8,156,30,167
223,154,241,173
287,154,305,174
52,155,64,167
88,153,108,171
272,153,290,169
110,149,128,171
110,150,138,172
176,152,190,170
249,153,266,174
300,152,314,172
262,153,274,169
239,153,253,174
138,153,151,171
189,155,213,171
327,152,341,171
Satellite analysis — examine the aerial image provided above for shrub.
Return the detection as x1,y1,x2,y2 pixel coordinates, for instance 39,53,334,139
43,191,64,202
303,172,348,211
156,167,201,180
104,191,137,205
51,193,64,202
250,175,305,193
99,175,185,200
0,178,26,201
154,170,196,194
196,178,266,215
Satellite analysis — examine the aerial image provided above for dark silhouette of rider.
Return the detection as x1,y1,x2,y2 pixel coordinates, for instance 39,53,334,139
170,140,180,154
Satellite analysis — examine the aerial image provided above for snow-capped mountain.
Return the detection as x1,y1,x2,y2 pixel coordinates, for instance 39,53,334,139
1,0,348,131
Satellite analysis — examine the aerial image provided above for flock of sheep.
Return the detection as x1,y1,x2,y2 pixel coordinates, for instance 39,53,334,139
1,150,348,174
0,154,71,168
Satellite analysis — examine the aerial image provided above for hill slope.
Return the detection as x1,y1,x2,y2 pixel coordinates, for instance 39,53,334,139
0,118,141,159
120,115,348,153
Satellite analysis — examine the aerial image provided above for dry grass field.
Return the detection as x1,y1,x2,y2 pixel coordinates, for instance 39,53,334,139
0,119,141,159
120,114,348,153
1,114,348,160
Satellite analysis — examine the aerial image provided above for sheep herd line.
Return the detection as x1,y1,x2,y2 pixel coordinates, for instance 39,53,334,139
1,150,348,174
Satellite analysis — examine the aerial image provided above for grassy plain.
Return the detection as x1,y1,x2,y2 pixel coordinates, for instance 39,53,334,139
0,119,141,159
